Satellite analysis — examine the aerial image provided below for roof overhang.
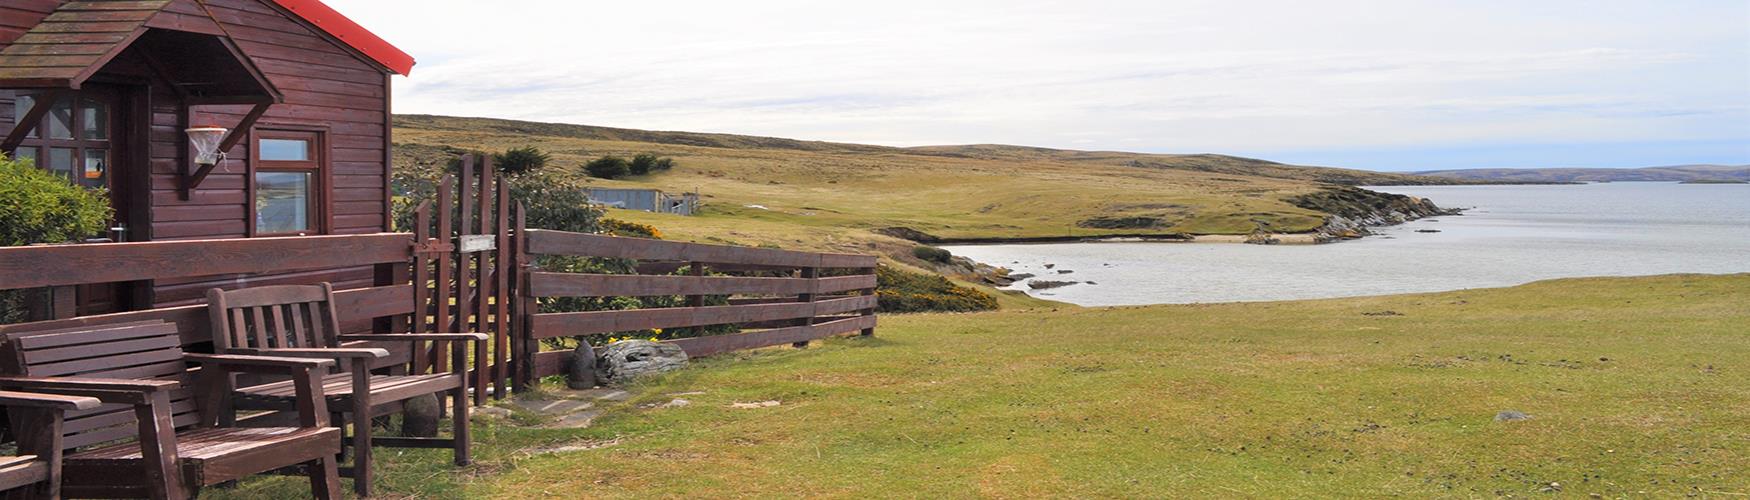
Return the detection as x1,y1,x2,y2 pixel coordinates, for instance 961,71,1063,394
0,0,282,103
266,0,415,75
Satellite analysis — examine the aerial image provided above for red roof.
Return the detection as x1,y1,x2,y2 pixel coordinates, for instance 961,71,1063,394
267,0,415,75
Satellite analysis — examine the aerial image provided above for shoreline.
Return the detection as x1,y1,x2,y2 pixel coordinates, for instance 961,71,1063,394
935,232,1330,246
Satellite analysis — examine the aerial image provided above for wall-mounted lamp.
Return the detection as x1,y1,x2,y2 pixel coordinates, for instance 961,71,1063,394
186,126,230,167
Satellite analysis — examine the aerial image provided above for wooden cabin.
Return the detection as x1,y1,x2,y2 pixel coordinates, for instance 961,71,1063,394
0,0,413,316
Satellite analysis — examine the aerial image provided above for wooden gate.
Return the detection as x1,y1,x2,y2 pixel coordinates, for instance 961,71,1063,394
405,154,520,405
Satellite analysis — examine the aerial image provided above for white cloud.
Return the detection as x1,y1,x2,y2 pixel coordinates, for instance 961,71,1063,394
326,0,1750,168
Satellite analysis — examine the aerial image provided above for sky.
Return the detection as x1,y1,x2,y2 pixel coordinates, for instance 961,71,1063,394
324,0,1750,171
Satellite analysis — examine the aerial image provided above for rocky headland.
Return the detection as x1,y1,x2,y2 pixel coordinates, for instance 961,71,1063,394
1287,186,1462,243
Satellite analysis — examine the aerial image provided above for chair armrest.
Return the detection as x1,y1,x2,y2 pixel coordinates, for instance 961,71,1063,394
0,376,179,405
0,390,103,411
338,333,488,342
227,347,390,359
184,353,335,375
0,376,178,393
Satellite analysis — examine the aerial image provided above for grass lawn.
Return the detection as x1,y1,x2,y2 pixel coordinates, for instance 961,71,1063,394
218,274,1748,498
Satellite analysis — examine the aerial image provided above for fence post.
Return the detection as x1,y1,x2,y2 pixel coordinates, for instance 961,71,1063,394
794,266,818,348
493,176,511,400
512,203,536,393
860,265,877,336
473,156,493,406
686,262,705,307
432,175,454,375
412,201,433,375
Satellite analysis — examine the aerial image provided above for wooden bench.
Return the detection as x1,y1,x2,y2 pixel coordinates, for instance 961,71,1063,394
206,283,482,497
0,321,342,499
0,390,101,499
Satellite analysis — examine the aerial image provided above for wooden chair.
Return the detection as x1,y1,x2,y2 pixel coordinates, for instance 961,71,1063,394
0,390,101,499
0,320,341,499
205,283,484,497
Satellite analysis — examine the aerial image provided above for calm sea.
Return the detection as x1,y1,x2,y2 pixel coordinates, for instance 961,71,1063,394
942,182,1750,306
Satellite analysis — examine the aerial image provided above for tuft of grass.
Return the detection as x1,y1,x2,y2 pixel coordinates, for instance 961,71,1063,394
216,274,1749,498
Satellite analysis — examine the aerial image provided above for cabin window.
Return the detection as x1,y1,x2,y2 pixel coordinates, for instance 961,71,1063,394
8,92,114,189
252,129,324,235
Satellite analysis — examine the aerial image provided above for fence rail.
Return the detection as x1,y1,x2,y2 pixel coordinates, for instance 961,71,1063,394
520,229,878,380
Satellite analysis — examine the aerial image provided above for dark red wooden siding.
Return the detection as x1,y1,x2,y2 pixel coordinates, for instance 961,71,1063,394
1,0,393,307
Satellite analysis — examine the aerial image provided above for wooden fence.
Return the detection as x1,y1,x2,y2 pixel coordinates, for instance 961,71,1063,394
519,228,878,380
0,153,879,401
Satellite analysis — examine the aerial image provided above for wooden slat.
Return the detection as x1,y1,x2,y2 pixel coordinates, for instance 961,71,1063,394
0,233,412,290
0,285,414,346
530,350,567,380
526,229,875,269
667,316,877,358
530,295,875,339
818,275,879,294
529,273,816,298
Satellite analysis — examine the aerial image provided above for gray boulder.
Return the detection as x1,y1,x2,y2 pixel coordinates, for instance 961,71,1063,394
594,340,689,386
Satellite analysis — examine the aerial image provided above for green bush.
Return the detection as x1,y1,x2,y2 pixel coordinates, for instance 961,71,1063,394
1,156,113,324
493,146,551,174
392,156,604,235
654,157,676,171
585,156,630,179
912,245,953,264
875,266,998,313
0,156,111,247
629,153,659,176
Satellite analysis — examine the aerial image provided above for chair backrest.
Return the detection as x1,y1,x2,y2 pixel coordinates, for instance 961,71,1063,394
206,283,343,354
0,321,197,450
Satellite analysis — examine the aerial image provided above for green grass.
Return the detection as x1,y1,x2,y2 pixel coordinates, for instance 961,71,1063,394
217,274,1750,498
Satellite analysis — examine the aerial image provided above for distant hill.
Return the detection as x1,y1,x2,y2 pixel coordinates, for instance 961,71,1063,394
1417,165,1750,183
396,115,1463,186
392,114,1465,250
902,145,1471,186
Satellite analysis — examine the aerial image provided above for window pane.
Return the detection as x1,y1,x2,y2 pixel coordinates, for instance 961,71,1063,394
260,139,310,161
81,97,108,140
14,146,38,166
82,148,108,188
13,95,35,139
256,171,311,233
47,147,74,179
46,98,72,140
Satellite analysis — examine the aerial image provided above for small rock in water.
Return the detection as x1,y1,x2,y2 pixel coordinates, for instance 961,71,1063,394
1028,280,1078,290
1043,263,1056,269
1009,273,1036,280
1494,410,1532,422
1416,229,1442,233
1085,281,1098,285
1056,269,1073,274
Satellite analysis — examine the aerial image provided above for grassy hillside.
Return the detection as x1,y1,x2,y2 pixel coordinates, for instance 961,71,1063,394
220,274,1750,498
394,115,1458,245
1419,164,1750,183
